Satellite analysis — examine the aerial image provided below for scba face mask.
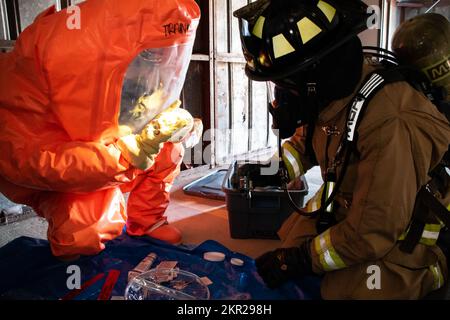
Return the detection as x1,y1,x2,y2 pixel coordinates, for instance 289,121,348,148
268,82,302,139
119,42,194,134
267,80,321,139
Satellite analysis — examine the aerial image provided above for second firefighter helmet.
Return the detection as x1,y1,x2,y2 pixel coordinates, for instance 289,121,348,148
233,0,371,81
392,13,450,102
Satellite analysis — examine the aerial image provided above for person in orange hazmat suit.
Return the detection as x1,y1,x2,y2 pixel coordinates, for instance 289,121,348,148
0,0,202,259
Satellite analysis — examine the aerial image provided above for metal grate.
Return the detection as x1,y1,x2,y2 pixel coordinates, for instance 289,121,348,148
0,39,14,52
60,0,71,9
3,0,21,40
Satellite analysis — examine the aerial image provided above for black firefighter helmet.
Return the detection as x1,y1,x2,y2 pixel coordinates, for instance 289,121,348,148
233,0,371,82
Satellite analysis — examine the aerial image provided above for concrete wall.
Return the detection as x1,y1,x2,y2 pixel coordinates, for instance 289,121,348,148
405,4,450,20
18,0,57,31
359,0,381,47
0,1,6,40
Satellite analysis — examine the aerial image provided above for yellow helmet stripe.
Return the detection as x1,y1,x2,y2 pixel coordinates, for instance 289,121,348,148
272,34,295,59
297,17,322,44
252,16,266,39
317,0,336,23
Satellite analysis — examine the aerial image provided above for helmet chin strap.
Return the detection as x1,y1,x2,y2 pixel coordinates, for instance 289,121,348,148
299,74,322,126
305,81,320,124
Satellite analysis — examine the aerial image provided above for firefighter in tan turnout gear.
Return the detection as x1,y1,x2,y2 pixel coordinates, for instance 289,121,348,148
234,0,450,299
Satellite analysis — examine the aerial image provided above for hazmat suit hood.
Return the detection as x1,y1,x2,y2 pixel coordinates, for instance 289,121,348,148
0,0,200,192
119,43,195,134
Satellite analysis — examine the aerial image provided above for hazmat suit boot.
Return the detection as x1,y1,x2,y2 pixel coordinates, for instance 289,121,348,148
122,142,184,245
146,219,182,246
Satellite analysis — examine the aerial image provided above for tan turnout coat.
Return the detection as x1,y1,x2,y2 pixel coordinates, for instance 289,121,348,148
279,63,450,299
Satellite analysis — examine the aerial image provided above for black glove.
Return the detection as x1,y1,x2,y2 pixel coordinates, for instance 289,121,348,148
255,239,313,289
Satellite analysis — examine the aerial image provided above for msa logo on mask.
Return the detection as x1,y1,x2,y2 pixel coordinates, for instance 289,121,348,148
424,58,450,83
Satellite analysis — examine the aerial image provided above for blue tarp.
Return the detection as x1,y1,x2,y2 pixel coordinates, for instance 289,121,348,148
0,234,321,300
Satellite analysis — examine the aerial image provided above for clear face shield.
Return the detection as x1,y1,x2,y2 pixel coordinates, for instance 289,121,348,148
119,42,194,133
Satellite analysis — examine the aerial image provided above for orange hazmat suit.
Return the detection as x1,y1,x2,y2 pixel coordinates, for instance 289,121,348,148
0,0,200,258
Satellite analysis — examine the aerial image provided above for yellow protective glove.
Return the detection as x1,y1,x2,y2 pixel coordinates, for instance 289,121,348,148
116,100,194,170
182,118,203,149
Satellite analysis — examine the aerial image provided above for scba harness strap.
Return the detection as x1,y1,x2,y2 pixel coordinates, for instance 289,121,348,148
316,69,404,233
400,163,450,253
